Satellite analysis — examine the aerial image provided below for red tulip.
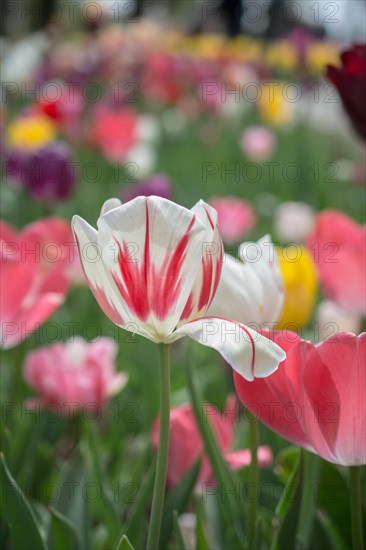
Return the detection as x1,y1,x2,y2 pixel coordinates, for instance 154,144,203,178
151,397,272,488
306,209,366,315
234,331,366,466
327,44,366,140
0,218,71,349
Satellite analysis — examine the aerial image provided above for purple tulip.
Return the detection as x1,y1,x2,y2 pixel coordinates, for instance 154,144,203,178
5,149,30,186
121,174,173,202
22,143,78,202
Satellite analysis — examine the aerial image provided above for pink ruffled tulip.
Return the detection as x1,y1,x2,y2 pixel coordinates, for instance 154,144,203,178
240,127,276,161
234,331,366,466
24,337,127,412
208,196,256,244
306,210,366,315
72,197,285,380
0,218,72,349
151,397,272,488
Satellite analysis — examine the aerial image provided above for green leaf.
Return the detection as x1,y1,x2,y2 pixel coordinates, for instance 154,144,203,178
125,461,156,546
316,510,348,550
81,421,121,542
114,534,135,550
196,499,209,550
173,511,187,550
185,354,246,548
296,451,320,549
0,453,47,550
159,458,201,549
53,454,90,550
50,508,78,550
270,452,301,550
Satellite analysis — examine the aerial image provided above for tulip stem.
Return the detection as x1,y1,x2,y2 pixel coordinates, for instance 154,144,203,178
350,466,364,550
247,410,259,550
147,344,171,550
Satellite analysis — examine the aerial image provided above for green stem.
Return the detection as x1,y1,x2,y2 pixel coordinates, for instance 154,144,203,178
147,344,171,550
350,466,364,550
247,411,259,550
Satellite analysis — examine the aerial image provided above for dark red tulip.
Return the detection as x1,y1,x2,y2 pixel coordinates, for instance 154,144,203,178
327,44,366,140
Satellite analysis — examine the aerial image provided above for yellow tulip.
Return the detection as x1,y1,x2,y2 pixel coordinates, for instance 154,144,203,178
276,246,318,330
258,82,294,127
7,114,57,151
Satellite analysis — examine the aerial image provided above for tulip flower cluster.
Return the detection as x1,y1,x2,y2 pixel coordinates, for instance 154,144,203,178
1,22,365,550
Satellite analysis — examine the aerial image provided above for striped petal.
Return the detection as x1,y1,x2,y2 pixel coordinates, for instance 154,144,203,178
97,196,207,341
178,200,224,325
167,316,286,380
72,215,153,341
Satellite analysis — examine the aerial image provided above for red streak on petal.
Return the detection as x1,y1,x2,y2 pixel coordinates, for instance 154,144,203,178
204,317,256,377
113,209,196,322
204,206,215,230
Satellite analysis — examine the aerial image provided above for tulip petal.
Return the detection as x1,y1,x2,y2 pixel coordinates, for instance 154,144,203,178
72,214,154,341
97,196,207,341
207,236,284,326
167,317,286,380
305,333,366,466
179,201,223,324
100,198,122,216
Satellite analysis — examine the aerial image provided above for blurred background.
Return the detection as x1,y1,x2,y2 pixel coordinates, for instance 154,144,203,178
1,1,365,550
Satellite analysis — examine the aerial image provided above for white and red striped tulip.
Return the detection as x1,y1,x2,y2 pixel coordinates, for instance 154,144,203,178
72,197,285,380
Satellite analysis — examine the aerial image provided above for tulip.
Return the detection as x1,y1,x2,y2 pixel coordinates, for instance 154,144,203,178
327,45,366,141
208,196,256,244
72,196,285,549
122,174,173,203
233,330,366,466
257,83,294,127
7,113,57,151
22,142,78,202
92,106,139,162
72,197,285,380
234,329,366,547
306,209,366,315
276,246,317,330
24,337,127,412
274,201,315,243
240,126,277,162
151,398,273,489
0,218,71,349
207,236,284,328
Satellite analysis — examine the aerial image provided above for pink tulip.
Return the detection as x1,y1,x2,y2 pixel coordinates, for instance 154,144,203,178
0,218,72,349
240,127,277,161
72,197,285,380
234,331,366,466
91,105,139,162
151,397,272,488
208,196,256,244
306,210,366,315
24,337,127,412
